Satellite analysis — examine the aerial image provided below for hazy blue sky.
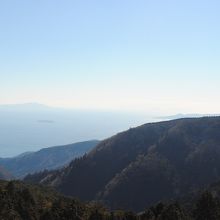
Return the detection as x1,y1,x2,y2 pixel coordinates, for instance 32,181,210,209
1,0,220,114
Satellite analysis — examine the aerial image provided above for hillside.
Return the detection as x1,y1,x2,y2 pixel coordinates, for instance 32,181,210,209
0,140,99,178
25,117,220,211
0,166,12,180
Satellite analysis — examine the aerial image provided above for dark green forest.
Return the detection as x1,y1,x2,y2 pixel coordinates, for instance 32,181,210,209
2,180,220,220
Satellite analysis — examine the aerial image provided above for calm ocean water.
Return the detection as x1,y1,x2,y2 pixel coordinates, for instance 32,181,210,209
0,109,158,157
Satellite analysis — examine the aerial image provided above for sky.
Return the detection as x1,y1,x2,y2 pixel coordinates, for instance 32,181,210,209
0,0,220,114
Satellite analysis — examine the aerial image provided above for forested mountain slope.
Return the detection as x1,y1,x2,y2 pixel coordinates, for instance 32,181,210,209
0,166,12,180
25,117,220,211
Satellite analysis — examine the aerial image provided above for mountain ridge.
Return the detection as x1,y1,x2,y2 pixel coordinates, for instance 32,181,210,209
0,140,99,178
25,117,220,211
